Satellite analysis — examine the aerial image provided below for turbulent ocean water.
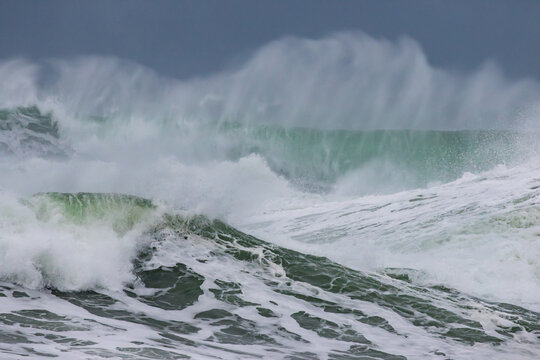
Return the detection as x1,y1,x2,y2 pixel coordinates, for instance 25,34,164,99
1,33,540,359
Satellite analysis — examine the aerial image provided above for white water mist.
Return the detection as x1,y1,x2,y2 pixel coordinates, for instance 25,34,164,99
1,32,539,131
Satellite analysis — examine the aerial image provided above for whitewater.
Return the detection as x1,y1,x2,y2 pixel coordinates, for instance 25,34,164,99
0,33,539,359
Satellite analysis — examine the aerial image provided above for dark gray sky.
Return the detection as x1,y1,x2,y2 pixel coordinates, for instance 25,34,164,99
1,0,539,81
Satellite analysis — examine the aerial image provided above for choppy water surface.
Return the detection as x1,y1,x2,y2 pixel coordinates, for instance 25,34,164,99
1,33,540,359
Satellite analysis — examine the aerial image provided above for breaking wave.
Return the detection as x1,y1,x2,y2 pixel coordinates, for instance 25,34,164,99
1,32,539,359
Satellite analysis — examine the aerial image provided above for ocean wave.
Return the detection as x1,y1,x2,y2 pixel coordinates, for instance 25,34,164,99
0,192,538,359
1,31,540,358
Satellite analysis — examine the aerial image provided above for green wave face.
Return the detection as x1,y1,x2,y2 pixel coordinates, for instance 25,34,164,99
27,192,157,235
218,123,535,191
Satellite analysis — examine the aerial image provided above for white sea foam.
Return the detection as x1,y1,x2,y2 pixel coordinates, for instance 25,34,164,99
241,161,540,311
0,191,159,290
